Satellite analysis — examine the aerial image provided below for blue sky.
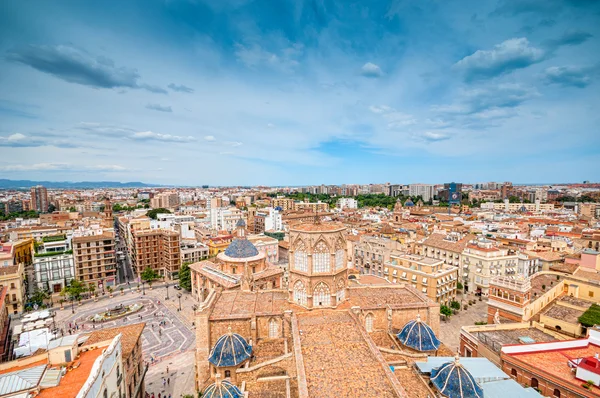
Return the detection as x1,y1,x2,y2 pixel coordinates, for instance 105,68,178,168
0,0,599,186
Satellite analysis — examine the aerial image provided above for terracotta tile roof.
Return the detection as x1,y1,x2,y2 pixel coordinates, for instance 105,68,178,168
83,322,145,359
290,222,345,232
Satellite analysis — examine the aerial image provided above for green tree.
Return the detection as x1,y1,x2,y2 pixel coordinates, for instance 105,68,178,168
68,206,77,212
456,281,463,290
179,263,192,291
440,305,452,317
141,267,160,285
60,279,86,301
29,287,50,307
88,283,96,297
147,208,171,219
47,203,56,213
450,301,461,310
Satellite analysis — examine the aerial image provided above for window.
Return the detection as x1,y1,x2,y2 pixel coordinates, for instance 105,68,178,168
313,242,330,273
294,242,308,272
336,279,345,303
293,280,307,306
511,368,517,379
335,249,344,270
268,318,278,338
224,370,231,378
553,388,561,398
103,389,108,398
365,313,374,332
589,291,594,298
313,282,330,307
530,378,538,389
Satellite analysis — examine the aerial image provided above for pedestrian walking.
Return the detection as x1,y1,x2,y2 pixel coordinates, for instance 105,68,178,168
167,377,170,385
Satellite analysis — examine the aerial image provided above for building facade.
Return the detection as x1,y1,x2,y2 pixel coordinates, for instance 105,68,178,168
30,185,49,213
462,239,519,295
73,232,117,291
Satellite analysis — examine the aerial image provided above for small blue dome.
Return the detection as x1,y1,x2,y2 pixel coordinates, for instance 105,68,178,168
431,356,483,398
208,330,252,367
397,315,441,351
236,218,246,227
203,379,243,398
404,199,415,207
224,238,259,258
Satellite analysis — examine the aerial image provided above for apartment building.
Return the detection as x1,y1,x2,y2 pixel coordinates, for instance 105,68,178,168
30,185,49,213
131,229,181,279
181,241,209,264
293,201,329,213
150,192,179,209
480,200,554,212
247,233,279,263
33,251,75,294
0,244,26,314
385,253,458,304
253,207,283,233
462,239,519,295
72,232,117,291
271,197,294,211
353,235,403,277
337,197,358,209
0,287,10,361
418,233,473,280
408,184,435,202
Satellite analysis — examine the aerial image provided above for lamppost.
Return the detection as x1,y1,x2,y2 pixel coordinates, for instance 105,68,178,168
177,293,182,312
165,283,169,300
142,281,145,295
71,297,75,314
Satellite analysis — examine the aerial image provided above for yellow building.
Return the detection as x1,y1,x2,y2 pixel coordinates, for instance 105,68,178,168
12,239,34,268
385,253,458,304
0,263,25,314
207,235,234,257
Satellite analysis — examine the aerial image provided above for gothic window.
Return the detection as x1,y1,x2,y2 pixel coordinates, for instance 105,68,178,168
335,249,345,270
293,280,307,306
313,242,330,273
365,313,374,332
268,318,278,338
313,282,330,307
294,241,308,272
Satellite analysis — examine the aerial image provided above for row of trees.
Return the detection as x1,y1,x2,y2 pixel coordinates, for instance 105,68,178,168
0,210,39,221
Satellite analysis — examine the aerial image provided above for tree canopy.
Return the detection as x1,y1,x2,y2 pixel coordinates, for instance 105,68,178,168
147,208,171,219
179,263,191,291
141,267,160,283
60,279,86,300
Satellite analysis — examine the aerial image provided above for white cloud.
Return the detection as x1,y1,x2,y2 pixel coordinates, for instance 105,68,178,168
361,62,383,78
7,133,26,141
204,135,216,141
421,131,450,142
132,131,195,142
0,163,126,172
454,38,546,81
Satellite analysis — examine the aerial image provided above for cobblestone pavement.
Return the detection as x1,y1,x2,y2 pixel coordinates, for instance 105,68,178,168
53,286,198,396
438,293,488,353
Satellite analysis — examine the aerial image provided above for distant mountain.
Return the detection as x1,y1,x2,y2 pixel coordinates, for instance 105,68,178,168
0,179,164,189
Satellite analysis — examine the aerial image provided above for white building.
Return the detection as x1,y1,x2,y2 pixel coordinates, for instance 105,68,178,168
337,198,358,210
33,253,75,294
77,334,124,398
210,207,242,232
462,239,519,295
264,207,283,232
408,184,435,202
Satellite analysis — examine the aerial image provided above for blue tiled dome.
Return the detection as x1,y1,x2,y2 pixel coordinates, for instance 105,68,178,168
208,330,252,367
224,238,259,258
404,199,415,207
431,356,484,398
397,314,441,351
236,218,246,227
203,379,243,398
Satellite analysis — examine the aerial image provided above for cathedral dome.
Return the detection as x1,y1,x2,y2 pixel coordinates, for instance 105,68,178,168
404,199,415,207
208,329,252,367
202,378,243,398
397,314,441,351
430,356,483,398
223,238,259,258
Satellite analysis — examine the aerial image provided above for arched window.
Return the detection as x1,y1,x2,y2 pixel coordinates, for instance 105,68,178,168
336,279,345,303
553,389,560,398
294,241,308,272
531,377,538,389
365,313,374,332
335,249,345,270
511,368,517,378
293,280,307,306
313,282,330,307
313,242,330,273
224,370,231,378
269,318,278,338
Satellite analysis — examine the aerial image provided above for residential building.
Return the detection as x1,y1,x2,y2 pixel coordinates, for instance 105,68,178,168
462,239,519,295
83,323,147,398
480,200,554,212
417,233,472,280
253,207,282,233
408,184,435,202
271,197,294,211
0,244,25,314
353,235,402,276
337,197,358,209
501,182,513,199
517,253,541,277
247,233,279,263
131,228,181,279
181,241,209,264
292,201,329,213
72,232,117,291
385,253,458,304
150,191,179,209
209,207,242,232
30,185,49,213
206,234,233,256
33,251,75,294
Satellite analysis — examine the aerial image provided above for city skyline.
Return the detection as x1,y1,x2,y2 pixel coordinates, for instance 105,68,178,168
1,0,599,185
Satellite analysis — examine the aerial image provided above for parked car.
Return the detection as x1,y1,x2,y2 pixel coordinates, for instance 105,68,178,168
174,285,182,290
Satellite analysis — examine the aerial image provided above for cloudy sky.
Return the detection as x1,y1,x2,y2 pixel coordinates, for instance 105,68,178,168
1,0,599,186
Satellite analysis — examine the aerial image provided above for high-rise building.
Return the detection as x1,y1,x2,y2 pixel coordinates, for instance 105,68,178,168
408,184,435,202
30,185,49,213
131,228,181,279
73,232,117,291
501,182,513,199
